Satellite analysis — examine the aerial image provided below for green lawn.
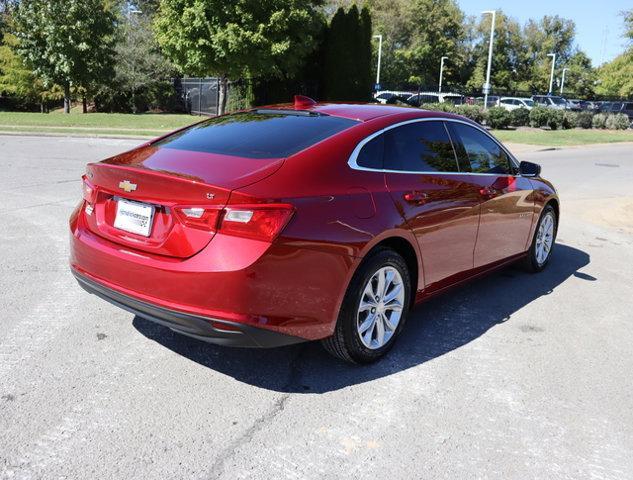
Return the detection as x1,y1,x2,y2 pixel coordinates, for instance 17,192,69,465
492,128,633,147
1,112,632,146
0,112,201,138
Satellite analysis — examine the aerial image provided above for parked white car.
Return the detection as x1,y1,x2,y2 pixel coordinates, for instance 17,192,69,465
373,91,415,104
407,91,464,107
498,97,534,111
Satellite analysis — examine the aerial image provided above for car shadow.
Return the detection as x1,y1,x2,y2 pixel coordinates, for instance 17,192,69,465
133,243,590,393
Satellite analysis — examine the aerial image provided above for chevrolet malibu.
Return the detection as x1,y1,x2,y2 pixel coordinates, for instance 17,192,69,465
70,97,559,363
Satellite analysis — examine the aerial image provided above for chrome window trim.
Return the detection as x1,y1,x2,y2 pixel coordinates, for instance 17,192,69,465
348,116,521,177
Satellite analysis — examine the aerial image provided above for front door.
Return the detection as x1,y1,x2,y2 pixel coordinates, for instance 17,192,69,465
382,120,482,290
446,122,535,268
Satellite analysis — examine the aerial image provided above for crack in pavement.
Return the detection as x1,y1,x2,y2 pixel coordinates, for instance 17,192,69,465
206,345,307,479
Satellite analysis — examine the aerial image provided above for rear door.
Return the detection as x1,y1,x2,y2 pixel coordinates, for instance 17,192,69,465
446,122,535,268
382,120,482,289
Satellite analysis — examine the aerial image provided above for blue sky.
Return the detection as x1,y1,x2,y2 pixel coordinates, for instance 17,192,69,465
457,0,630,66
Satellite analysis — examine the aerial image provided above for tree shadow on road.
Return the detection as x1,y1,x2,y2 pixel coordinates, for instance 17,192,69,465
133,243,590,393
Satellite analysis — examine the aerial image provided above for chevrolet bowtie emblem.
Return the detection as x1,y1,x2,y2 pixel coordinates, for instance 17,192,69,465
118,180,137,193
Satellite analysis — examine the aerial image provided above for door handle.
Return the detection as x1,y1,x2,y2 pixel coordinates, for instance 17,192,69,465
404,191,429,205
479,186,500,200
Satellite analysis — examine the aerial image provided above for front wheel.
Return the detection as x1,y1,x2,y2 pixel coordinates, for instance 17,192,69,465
322,248,411,364
523,204,557,272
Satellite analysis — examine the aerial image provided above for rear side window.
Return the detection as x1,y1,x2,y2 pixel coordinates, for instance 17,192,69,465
383,121,458,173
356,134,384,169
448,123,513,175
154,112,359,159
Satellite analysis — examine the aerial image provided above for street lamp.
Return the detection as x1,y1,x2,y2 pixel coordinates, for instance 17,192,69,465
481,10,496,109
126,6,142,112
372,35,383,89
547,53,556,95
438,56,448,93
560,67,569,95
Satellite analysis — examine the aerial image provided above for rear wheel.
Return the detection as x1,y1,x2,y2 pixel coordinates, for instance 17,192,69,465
322,248,411,363
523,204,557,272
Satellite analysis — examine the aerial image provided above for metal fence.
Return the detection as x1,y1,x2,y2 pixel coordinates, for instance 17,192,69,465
178,77,220,115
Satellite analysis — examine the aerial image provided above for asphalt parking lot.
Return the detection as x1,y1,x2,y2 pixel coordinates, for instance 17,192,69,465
1,135,632,479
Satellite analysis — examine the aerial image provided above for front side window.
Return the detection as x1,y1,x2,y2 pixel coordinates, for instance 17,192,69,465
383,121,458,173
448,123,513,175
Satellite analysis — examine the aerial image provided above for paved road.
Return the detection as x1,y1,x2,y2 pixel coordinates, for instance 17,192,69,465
1,135,632,480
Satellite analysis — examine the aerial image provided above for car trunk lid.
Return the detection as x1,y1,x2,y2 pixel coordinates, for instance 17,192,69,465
82,144,284,258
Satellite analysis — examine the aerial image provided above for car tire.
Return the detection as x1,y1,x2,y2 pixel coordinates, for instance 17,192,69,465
523,204,557,273
322,248,411,364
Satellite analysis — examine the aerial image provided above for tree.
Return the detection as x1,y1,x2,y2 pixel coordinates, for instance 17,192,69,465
562,51,595,98
104,10,174,112
596,52,633,98
521,15,576,93
595,9,633,98
14,0,117,113
624,9,633,43
154,0,323,115
465,11,524,93
367,0,466,88
323,5,372,100
0,32,62,111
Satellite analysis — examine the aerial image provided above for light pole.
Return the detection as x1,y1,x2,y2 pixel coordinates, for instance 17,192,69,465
560,67,569,95
547,53,556,95
438,56,448,93
127,6,142,113
372,34,383,89
481,10,496,109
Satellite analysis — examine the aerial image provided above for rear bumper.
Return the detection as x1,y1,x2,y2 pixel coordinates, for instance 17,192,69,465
73,269,305,348
69,202,355,342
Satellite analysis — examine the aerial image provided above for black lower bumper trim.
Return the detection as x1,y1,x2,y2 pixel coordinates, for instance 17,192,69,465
72,269,306,348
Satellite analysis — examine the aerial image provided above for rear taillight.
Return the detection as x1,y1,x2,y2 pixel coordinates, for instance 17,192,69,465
174,206,221,230
219,205,294,242
173,204,294,242
82,175,96,203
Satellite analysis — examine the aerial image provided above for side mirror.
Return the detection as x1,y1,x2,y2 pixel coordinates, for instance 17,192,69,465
519,161,541,177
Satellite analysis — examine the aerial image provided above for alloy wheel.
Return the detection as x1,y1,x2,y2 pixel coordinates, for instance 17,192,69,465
356,266,405,350
535,211,555,266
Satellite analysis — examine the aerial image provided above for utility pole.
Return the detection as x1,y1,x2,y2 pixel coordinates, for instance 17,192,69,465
481,10,496,109
547,53,556,95
439,56,448,93
372,35,383,89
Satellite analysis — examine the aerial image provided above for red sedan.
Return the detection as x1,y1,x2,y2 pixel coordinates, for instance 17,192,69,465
70,97,559,363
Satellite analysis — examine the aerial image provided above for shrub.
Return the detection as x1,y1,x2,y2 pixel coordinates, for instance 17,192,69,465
575,111,593,129
510,107,530,127
592,113,607,129
605,113,630,130
562,111,577,129
486,106,512,129
454,104,487,124
529,106,550,128
546,109,564,130
419,102,452,113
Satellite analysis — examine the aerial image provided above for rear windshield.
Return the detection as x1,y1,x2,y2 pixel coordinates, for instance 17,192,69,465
154,111,359,159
